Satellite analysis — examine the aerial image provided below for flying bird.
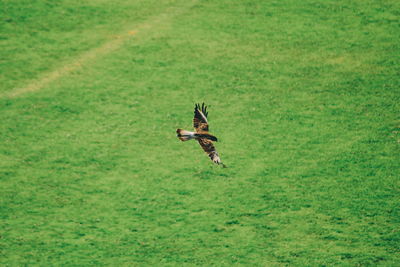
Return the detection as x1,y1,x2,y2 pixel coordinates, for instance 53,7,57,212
177,103,226,167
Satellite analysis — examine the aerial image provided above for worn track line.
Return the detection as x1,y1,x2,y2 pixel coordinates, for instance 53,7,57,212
2,1,196,98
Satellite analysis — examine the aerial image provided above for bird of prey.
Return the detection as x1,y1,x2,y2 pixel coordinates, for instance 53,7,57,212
177,103,226,167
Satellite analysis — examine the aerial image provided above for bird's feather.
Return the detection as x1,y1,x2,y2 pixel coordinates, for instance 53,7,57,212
177,103,225,166
193,103,209,132
198,138,221,164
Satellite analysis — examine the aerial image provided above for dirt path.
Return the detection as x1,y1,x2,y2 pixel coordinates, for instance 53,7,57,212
2,1,196,98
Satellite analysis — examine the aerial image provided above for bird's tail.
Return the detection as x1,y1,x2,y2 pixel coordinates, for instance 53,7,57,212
176,129,195,141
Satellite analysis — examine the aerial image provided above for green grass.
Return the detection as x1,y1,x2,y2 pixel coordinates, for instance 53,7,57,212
1,0,399,265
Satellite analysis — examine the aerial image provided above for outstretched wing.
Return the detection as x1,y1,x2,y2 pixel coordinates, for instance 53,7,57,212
193,103,209,132
198,138,221,164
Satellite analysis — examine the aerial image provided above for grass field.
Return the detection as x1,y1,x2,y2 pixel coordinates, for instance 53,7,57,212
1,0,399,265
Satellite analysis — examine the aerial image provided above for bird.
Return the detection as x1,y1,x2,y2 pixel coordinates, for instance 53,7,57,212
177,103,226,167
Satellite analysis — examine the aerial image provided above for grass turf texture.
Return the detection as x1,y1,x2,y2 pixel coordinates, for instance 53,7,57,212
1,0,399,265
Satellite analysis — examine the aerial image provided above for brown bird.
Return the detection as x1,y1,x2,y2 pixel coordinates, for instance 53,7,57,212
177,103,226,167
